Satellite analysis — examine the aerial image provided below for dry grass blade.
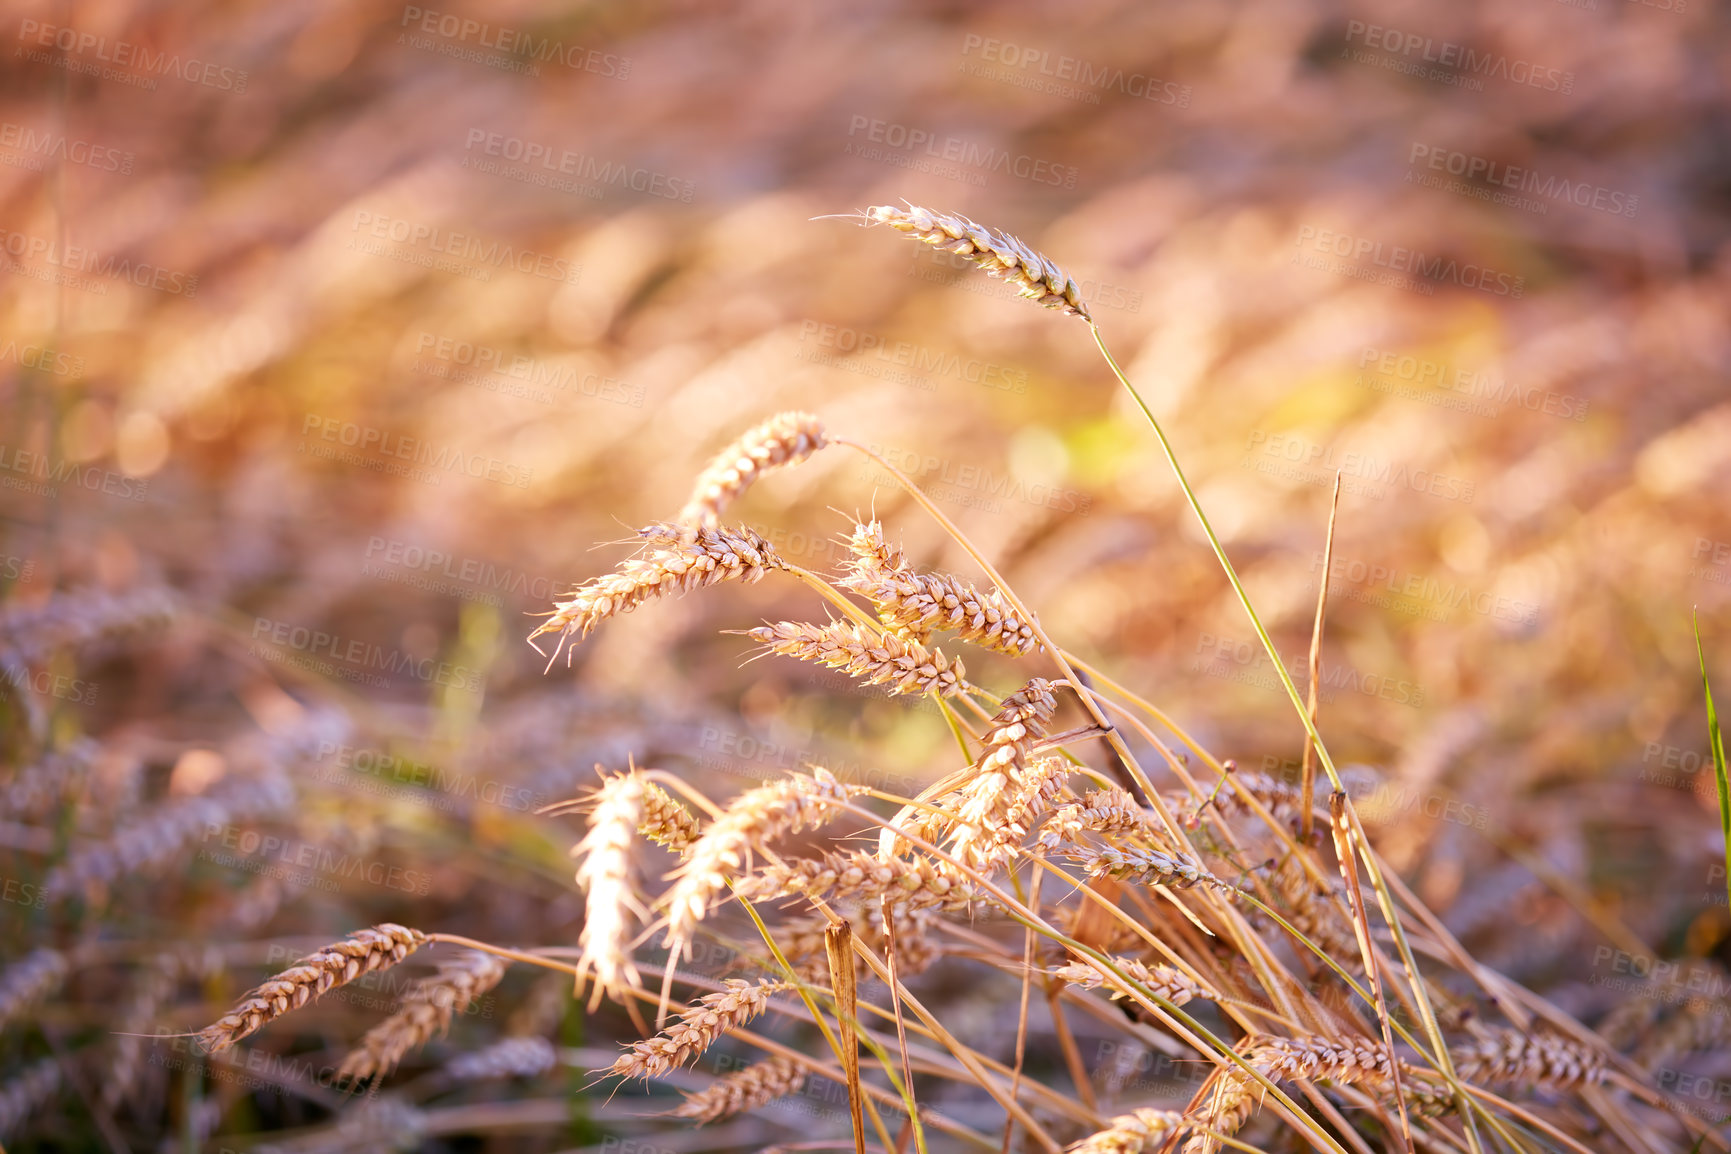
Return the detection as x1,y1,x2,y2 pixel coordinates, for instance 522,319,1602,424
336,949,508,1085
860,205,1091,320
678,411,828,529
195,924,427,1053
825,921,866,1154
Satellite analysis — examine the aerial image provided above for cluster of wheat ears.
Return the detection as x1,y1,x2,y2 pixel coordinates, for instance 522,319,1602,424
173,205,1724,1153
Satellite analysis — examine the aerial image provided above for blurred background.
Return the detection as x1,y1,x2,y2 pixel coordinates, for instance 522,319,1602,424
2,0,1730,1148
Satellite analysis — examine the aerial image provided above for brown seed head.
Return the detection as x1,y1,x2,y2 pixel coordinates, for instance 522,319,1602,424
746,620,968,697
678,412,827,529
671,1055,806,1122
336,950,508,1085
864,204,1091,321
195,924,427,1053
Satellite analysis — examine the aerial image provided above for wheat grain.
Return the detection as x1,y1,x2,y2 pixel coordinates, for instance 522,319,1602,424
1452,1029,1605,1089
740,848,966,910
1183,1034,1395,1154
0,586,177,667
1053,955,1212,1008
0,948,67,1030
863,205,1092,320
665,769,859,944
0,1056,60,1141
445,1035,558,1081
570,770,645,1009
1069,843,1226,893
671,1055,806,1122
640,782,702,853
607,979,788,1080
746,620,968,697
1039,788,1150,850
43,775,295,902
104,951,179,1112
678,412,828,529
336,949,507,1084
1068,1108,1186,1154
530,523,785,655
841,520,1039,656
196,924,428,1053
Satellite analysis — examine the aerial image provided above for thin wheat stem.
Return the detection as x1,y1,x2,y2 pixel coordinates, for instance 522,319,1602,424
1085,322,1476,1154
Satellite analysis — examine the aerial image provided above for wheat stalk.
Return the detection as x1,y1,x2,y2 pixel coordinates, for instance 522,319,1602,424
1068,1108,1186,1154
841,520,1038,656
0,949,67,1031
1451,1030,1606,1089
1184,1034,1395,1154
665,769,859,945
530,523,785,658
336,949,507,1084
746,620,969,697
607,979,789,1080
640,781,702,853
0,1056,60,1141
671,1055,806,1122
570,770,646,1009
862,204,1091,320
444,1035,557,1081
1052,955,1213,1008
739,848,967,910
679,412,828,529
196,924,428,1053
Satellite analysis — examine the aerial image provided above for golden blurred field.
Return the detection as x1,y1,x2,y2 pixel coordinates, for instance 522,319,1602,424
2,0,1730,1150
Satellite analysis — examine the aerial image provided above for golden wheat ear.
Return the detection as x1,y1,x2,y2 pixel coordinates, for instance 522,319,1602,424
857,204,1092,321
